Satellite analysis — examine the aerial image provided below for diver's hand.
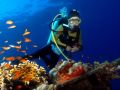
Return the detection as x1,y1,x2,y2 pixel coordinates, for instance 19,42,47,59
66,46,72,51
71,46,79,52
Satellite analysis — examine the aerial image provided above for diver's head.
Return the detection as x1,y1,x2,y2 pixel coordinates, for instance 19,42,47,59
68,9,81,29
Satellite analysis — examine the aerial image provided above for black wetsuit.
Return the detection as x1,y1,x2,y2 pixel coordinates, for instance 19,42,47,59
24,44,59,69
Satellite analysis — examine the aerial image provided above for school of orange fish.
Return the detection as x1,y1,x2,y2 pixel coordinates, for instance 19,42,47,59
0,20,38,62
0,20,43,88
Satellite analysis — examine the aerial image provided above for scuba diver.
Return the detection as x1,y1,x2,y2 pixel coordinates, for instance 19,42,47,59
22,8,83,69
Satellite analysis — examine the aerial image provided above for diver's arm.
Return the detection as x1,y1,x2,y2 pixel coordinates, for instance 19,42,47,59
51,25,67,48
78,31,83,50
71,31,83,52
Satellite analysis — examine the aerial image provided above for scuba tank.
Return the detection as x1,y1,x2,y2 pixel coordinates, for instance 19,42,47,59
47,7,70,60
47,7,68,44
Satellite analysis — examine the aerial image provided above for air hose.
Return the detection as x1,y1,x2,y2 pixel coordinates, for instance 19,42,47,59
51,14,70,61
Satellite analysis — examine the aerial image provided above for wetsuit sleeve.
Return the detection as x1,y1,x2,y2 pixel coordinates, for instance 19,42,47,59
51,25,67,48
78,31,83,50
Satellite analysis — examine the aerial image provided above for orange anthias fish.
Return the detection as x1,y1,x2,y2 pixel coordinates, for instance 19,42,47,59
22,29,30,36
6,20,13,25
14,45,21,49
19,59,27,63
2,46,11,50
4,63,12,69
9,45,21,49
16,41,22,44
24,38,31,42
8,25,16,29
15,56,27,62
3,56,15,61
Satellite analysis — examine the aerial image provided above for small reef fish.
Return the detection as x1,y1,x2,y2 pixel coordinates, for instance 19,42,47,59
6,20,13,25
2,46,11,50
16,41,22,44
9,45,21,49
22,29,30,36
24,38,31,42
3,56,15,61
8,25,16,29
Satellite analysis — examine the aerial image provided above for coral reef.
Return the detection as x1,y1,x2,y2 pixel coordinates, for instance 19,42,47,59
0,58,120,90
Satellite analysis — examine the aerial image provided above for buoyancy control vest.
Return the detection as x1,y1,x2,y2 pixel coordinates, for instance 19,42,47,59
59,25,80,47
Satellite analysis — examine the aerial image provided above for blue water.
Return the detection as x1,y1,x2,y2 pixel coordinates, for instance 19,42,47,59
0,0,120,89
